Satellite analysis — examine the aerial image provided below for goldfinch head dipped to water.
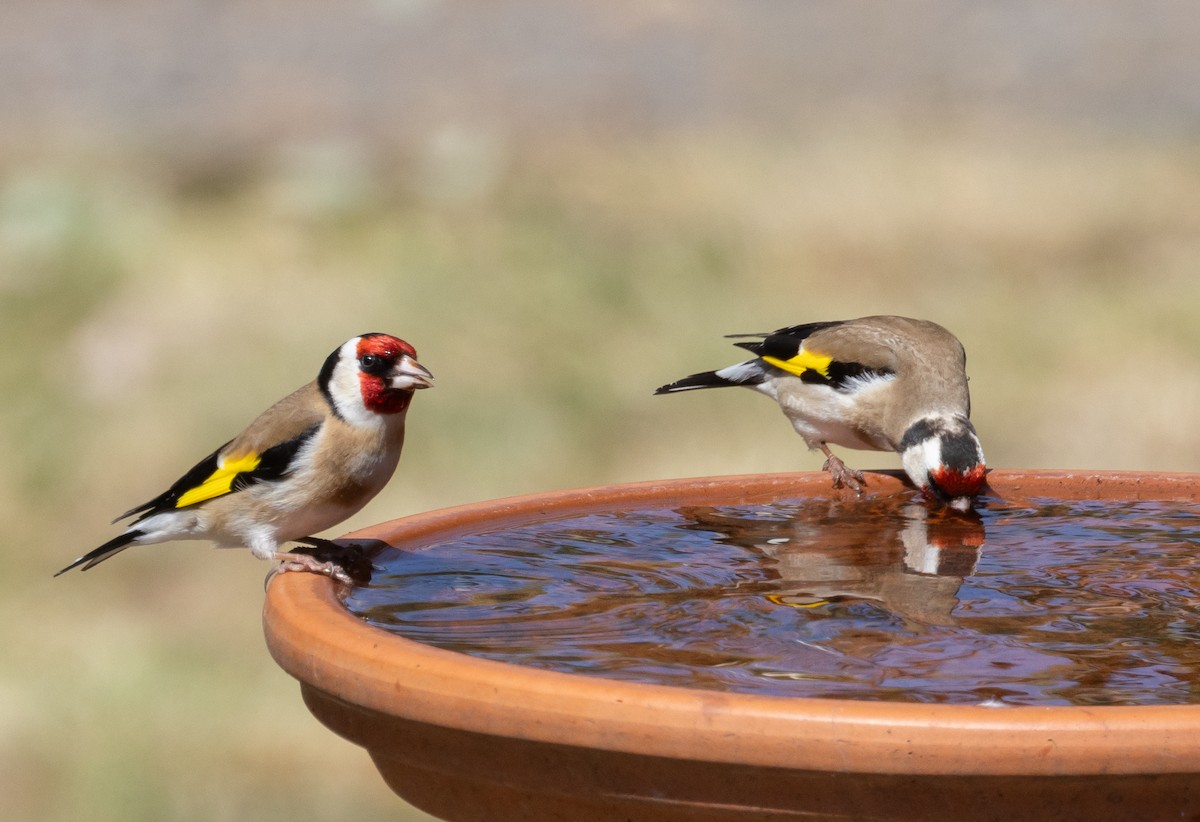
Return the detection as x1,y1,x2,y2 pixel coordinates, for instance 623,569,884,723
57,332,433,582
656,316,987,511
898,415,987,512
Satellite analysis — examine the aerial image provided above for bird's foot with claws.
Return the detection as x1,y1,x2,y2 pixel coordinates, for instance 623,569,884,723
264,539,378,589
821,452,866,494
273,552,355,585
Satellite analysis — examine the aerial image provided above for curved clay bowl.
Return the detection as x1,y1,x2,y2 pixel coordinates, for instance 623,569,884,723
263,470,1200,821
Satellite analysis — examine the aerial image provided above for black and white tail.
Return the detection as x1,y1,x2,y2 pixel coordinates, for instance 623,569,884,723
55,530,144,576
654,361,767,394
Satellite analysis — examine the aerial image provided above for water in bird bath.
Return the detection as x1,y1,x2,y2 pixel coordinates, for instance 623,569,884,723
345,496,1200,706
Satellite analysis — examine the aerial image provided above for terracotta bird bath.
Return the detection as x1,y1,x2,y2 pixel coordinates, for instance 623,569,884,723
263,470,1200,821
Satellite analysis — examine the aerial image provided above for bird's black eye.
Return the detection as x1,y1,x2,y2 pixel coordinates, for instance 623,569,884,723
359,354,387,374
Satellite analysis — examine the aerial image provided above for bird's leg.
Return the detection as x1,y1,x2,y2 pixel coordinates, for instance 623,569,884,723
263,539,380,589
272,536,376,585
272,551,355,585
819,444,865,493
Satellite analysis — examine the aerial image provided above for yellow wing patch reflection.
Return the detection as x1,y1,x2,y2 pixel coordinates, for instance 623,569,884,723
765,593,831,609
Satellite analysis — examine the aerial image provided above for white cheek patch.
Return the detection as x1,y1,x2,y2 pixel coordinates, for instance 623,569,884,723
326,338,385,428
326,339,360,408
901,436,941,489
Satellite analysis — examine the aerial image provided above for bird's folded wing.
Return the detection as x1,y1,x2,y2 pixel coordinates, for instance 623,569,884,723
735,324,898,389
175,452,265,507
117,424,321,523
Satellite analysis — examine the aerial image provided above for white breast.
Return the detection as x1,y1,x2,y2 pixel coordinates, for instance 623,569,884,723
755,375,895,452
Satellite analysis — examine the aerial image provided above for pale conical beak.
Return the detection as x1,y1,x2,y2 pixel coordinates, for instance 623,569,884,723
392,356,434,390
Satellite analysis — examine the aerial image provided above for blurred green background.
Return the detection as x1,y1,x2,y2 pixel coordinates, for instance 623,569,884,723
4,3,1199,820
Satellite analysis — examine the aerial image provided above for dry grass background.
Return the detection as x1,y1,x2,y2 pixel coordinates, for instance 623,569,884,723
3,4,1200,821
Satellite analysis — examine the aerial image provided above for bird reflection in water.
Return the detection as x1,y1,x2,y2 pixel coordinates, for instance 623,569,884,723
349,494,1200,705
677,497,984,629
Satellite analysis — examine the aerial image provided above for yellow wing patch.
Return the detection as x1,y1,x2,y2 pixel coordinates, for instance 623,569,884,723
175,452,261,508
762,348,833,379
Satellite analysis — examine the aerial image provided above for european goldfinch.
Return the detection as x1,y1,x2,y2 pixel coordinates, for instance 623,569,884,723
56,333,433,581
655,316,986,511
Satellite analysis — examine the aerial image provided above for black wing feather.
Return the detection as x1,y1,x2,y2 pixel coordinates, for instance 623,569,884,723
727,321,842,348
229,426,319,493
115,425,320,524
731,322,893,391
729,321,843,360
114,441,231,523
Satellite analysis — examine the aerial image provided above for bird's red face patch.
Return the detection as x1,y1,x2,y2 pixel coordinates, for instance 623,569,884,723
928,464,987,500
356,334,417,362
356,334,418,415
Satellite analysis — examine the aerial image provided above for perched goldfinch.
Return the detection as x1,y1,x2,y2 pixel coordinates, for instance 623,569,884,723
655,316,986,511
56,333,433,581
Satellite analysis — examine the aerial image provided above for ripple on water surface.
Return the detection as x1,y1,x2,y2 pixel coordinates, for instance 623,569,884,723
344,497,1200,706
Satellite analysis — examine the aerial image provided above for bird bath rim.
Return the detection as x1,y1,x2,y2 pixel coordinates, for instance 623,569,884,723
263,469,1200,779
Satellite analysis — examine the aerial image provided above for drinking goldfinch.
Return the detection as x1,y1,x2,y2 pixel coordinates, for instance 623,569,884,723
654,316,986,511
56,333,433,581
